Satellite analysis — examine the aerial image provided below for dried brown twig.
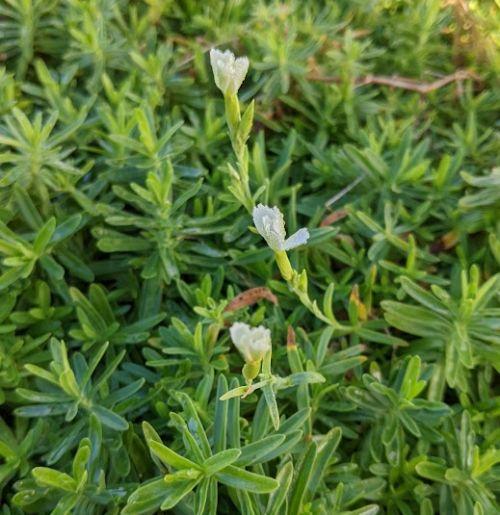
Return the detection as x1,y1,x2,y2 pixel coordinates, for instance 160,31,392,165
308,69,480,94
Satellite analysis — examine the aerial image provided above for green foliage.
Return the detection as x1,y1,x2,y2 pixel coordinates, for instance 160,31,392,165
383,271,500,391
0,1,499,514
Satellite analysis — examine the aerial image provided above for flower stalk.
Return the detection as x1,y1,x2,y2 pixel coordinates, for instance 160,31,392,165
275,250,293,281
223,322,324,429
252,204,350,331
210,48,254,212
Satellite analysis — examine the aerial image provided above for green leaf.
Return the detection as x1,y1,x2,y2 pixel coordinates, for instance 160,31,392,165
308,427,342,497
91,405,128,431
51,214,82,244
123,478,169,515
399,276,448,315
213,374,228,453
215,465,278,493
267,461,294,515
415,461,447,482
72,439,90,483
263,384,280,430
148,440,201,471
0,263,34,290
33,217,56,255
39,254,65,280
289,441,317,515
32,467,77,492
203,448,241,475
14,186,43,229
285,371,326,387
160,471,201,510
400,355,425,400
236,434,286,466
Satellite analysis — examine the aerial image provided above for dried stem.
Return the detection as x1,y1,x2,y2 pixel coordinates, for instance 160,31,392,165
308,69,480,93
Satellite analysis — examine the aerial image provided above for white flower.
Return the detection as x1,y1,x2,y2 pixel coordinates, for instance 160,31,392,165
230,322,271,363
252,204,310,252
210,48,249,96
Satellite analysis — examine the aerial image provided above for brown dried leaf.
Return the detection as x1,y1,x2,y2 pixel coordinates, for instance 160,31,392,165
287,325,296,349
320,209,348,227
224,287,278,313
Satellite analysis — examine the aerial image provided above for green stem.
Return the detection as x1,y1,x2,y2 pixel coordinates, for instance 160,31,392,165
223,92,254,213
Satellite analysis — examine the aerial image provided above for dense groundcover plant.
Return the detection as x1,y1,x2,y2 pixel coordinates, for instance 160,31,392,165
0,1,499,514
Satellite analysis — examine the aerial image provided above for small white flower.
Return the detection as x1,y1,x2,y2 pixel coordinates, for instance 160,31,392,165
252,204,310,252
210,48,249,96
230,322,271,363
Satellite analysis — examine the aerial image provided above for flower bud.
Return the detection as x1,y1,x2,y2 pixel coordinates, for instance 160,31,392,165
210,48,249,96
229,322,271,363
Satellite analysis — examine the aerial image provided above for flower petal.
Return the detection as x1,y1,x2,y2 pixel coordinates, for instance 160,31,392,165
252,204,286,251
252,204,274,235
283,228,310,250
230,322,250,346
231,56,249,93
229,322,271,363
230,322,252,362
209,48,248,95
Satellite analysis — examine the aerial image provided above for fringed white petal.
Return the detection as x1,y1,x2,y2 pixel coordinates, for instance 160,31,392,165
229,322,271,363
253,204,309,253
210,48,249,95
252,204,286,251
283,228,310,250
